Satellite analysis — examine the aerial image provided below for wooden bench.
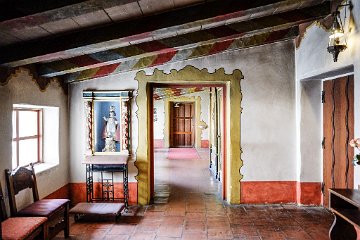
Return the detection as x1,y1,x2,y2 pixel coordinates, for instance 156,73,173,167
0,181,48,240
69,202,125,221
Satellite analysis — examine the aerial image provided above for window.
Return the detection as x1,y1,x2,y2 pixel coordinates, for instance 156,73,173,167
12,108,42,167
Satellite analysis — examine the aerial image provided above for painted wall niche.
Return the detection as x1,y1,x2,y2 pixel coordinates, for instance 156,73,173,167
83,91,132,159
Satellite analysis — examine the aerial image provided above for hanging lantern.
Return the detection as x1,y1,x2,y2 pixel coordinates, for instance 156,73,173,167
327,1,352,62
327,11,347,62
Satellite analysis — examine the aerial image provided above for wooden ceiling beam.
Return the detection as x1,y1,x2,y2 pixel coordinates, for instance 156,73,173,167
0,0,321,67
63,26,299,83
38,1,330,77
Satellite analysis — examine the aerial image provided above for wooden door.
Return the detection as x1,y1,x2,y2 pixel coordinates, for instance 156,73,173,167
170,102,195,147
323,75,354,207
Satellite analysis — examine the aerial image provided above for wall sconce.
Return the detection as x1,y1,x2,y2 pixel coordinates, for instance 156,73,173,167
174,102,180,108
327,1,352,62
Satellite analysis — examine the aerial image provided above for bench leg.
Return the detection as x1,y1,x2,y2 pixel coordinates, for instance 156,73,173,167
64,203,70,238
43,222,49,240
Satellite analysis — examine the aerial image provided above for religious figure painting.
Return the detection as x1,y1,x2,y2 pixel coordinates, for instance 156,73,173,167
94,101,121,153
83,90,132,156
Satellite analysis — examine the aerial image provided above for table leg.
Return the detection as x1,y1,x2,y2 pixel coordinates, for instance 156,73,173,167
86,164,93,202
123,164,129,209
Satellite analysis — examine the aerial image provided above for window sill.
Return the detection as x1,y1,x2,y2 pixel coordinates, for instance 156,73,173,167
33,162,58,175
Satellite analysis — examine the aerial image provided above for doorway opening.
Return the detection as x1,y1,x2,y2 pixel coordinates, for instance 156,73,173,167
150,84,226,203
135,66,243,205
170,102,195,148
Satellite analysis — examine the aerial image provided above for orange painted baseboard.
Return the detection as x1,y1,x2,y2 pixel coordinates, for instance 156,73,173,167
45,184,71,200
45,182,138,205
241,181,297,204
240,181,322,205
201,140,209,148
296,182,322,205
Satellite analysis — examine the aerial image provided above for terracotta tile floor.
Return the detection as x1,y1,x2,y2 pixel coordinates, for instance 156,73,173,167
57,148,334,240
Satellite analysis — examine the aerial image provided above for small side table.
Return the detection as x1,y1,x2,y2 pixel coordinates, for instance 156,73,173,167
83,155,129,208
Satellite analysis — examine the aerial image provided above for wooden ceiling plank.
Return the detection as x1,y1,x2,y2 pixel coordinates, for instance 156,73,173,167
0,0,139,23
0,31,22,46
104,2,143,22
38,2,330,77
0,0,295,66
138,0,175,15
4,26,51,41
72,10,112,28
40,18,80,34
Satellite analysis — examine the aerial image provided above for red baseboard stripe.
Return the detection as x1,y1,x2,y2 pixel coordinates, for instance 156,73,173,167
241,181,297,204
45,184,71,200
45,182,138,205
45,181,321,206
201,140,209,148
297,182,322,205
240,181,322,205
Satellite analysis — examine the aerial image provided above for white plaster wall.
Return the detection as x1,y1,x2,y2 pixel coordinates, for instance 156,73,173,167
239,42,296,181
185,90,210,141
299,80,322,182
296,1,360,185
69,40,296,183
69,72,138,183
0,69,69,209
153,99,165,140
153,90,210,141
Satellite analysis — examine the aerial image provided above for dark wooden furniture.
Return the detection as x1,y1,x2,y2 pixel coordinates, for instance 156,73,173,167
5,164,70,239
69,202,125,221
0,181,48,240
329,188,360,240
69,155,128,222
83,155,129,208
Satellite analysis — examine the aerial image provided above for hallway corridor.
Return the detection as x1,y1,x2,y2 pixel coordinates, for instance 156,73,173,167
61,148,334,240
154,148,221,204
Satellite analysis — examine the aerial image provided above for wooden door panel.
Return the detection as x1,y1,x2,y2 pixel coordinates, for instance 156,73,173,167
323,75,354,207
170,102,194,147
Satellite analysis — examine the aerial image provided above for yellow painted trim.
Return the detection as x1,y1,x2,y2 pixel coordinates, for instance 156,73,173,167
135,65,243,205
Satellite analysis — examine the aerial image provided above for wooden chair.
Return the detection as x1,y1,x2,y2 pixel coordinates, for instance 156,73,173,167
0,181,48,240
5,164,70,239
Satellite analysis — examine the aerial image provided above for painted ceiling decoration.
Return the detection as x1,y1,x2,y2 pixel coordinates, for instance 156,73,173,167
0,0,335,84
153,87,208,100
64,27,299,82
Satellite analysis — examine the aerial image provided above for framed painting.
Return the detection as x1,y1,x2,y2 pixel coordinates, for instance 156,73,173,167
83,91,132,156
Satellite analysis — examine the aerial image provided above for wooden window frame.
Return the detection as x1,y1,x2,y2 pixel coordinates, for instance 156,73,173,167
12,108,42,167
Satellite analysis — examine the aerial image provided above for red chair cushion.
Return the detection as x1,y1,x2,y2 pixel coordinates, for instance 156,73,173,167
2,217,47,240
17,199,69,217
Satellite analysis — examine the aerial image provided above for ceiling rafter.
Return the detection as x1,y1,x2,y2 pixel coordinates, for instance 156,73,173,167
0,0,321,67
38,1,330,78
64,26,299,83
